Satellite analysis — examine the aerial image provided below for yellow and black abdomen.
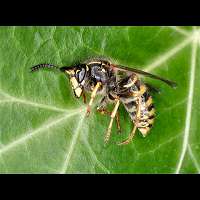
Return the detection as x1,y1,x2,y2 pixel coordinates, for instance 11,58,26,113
137,89,155,137
120,81,155,137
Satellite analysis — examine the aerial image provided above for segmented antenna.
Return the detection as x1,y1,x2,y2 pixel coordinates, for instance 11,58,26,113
30,63,60,72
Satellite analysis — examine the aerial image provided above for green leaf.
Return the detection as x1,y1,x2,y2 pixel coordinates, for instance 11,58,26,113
0,26,199,173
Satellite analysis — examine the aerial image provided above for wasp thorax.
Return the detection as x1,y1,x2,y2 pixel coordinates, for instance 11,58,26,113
90,65,108,83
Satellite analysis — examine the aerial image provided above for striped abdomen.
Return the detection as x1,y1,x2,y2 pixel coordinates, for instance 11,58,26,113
119,77,155,137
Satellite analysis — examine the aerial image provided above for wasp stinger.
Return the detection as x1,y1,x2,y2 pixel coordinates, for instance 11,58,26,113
31,59,177,145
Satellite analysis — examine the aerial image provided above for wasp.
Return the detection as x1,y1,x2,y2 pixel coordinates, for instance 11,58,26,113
31,58,177,145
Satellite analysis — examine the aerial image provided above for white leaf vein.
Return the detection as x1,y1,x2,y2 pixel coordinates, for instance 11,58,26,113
1,27,199,173
0,90,68,113
168,26,191,36
175,32,197,174
0,109,81,155
144,35,193,72
59,113,86,173
82,137,110,174
188,144,200,173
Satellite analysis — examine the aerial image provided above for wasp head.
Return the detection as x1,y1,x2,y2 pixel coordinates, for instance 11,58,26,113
60,64,87,98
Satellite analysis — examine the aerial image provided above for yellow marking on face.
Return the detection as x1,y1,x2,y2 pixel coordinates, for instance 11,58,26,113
69,76,83,98
65,69,75,75
74,87,82,98
86,65,89,71
70,77,79,89
146,96,153,107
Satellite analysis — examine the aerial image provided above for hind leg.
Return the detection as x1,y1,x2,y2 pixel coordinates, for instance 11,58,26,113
117,125,137,145
117,98,141,145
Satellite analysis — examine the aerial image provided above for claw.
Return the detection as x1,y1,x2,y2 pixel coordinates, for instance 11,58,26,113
104,136,110,144
86,106,91,117
117,126,137,145
117,138,132,146
97,108,111,115
117,129,122,134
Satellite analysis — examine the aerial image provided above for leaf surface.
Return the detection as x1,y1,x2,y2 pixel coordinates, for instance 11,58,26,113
0,26,199,173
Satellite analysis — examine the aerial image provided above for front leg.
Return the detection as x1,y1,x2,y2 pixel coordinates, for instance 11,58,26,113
86,82,101,116
82,91,87,104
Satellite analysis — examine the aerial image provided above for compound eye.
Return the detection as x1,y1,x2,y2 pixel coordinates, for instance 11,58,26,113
77,68,86,83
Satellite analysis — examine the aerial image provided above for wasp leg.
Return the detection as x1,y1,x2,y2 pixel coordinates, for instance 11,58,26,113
117,125,137,145
116,111,121,133
86,82,101,116
97,96,111,115
117,98,141,145
82,92,87,104
97,109,121,133
97,108,111,115
97,96,121,133
104,99,120,143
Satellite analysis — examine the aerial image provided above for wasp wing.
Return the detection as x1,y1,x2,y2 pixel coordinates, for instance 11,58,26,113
113,64,177,88
145,83,161,94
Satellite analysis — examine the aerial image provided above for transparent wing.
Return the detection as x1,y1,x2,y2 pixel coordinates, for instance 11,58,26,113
113,64,177,88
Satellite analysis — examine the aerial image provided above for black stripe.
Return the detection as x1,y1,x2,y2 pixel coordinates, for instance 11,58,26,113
148,124,153,128
108,93,115,100
135,80,140,90
148,104,154,111
149,115,155,120
89,63,102,68
125,101,136,109
130,111,136,116
143,91,149,101
118,76,130,88
119,92,133,98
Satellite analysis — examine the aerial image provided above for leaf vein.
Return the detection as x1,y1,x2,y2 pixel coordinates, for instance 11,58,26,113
168,26,191,36
188,144,200,173
144,34,193,72
59,113,86,173
0,90,69,113
82,137,110,174
0,110,81,155
175,33,197,174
